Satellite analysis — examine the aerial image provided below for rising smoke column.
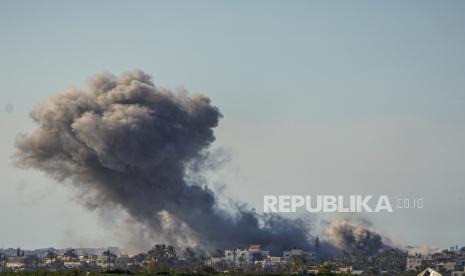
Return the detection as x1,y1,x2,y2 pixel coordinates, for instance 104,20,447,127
323,218,391,256
14,70,312,254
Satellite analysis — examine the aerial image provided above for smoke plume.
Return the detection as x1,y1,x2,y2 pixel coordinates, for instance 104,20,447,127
15,70,312,254
323,218,391,256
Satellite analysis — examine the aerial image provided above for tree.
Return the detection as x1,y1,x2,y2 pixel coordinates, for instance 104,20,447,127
166,245,177,264
198,254,208,270
64,248,77,259
315,263,334,274
291,254,308,272
132,252,147,263
148,244,166,262
0,254,7,268
148,244,177,265
182,247,197,271
146,244,179,273
102,250,116,269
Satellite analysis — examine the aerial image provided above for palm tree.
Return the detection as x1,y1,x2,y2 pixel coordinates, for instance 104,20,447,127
0,254,7,269
102,250,116,269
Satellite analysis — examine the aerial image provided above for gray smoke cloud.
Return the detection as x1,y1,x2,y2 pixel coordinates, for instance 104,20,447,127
14,70,313,254
323,218,391,256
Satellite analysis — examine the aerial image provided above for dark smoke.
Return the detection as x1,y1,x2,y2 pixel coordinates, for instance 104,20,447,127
14,70,312,254
323,218,391,256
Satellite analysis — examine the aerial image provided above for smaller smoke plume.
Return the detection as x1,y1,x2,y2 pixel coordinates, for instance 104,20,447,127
404,245,441,256
323,218,391,256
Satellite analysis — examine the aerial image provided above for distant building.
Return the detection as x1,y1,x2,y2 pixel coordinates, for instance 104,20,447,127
114,255,129,269
223,245,274,268
6,257,24,270
283,249,316,264
63,261,81,270
248,244,269,261
79,255,98,262
224,250,235,264
407,254,432,271
263,256,283,270
235,249,251,266
6,256,38,271
443,261,460,272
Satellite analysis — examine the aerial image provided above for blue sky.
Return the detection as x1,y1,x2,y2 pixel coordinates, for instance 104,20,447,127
1,0,465,250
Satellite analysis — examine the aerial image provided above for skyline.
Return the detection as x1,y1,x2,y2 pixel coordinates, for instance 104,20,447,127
1,1,465,250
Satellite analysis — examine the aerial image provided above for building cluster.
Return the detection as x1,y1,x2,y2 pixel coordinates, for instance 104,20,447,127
218,245,316,270
0,247,130,272
3,244,465,275
0,245,317,273
407,247,465,275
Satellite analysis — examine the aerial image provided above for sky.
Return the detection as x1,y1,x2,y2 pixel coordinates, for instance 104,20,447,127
1,0,465,250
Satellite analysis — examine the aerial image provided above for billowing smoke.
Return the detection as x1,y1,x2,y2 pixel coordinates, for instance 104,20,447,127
14,70,312,254
323,218,391,256
15,70,394,257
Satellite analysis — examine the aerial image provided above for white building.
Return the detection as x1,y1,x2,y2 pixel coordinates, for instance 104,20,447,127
224,245,277,267
63,261,81,269
224,250,235,263
283,249,316,264
235,249,251,266
264,256,283,270
407,254,432,271
6,259,24,270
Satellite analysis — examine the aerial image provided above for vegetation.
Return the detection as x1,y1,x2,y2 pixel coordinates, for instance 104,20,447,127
0,243,416,275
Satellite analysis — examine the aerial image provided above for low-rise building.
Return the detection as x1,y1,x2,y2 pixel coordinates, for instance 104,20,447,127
407,254,432,271
224,250,235,264
235,249,251,266
283,249,316,264
63,261,81,270
114,255,129,268
6,258,24,271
